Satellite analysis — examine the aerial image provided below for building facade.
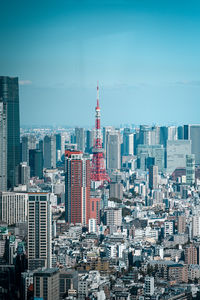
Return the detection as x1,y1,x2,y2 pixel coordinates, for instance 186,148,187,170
0,76,20,189
28,193,52,270
65,150,90,225
0,192,28,225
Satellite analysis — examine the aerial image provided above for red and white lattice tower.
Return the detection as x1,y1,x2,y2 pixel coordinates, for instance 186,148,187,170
91,83,110,182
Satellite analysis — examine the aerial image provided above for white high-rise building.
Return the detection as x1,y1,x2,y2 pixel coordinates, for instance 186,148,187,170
145,276,154,296
0,102,7,191
164,220,174,237
104,207,122,227
192,215,200,238
89,218,97,233
28,193,52,270
0,192,28,225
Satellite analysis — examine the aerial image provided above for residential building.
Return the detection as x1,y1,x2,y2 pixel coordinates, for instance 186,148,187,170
28,193,52,270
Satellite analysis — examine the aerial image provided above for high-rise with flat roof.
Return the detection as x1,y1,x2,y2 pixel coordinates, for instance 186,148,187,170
43,135,56,169
106,130,121,170
28,193,52,270
0,76,20,189
184,125,200,165
149,165,158,190
33,268,59,300
65,150,90,225
75,127,85,152
166,140,191,174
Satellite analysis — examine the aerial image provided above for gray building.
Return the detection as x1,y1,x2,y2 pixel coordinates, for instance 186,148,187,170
166,140,191,174
137,144,165,172
149,165,158,190
75,127,85,152
0,192,27,225
123,128,134,156
33,268,59,300
0,76,20,189
59,269,78,299
110,182,123,200
106,130,121,170
19,162,30,186
43,135,56,169
28,193,52,270
186,154,195,185
184,124,200,165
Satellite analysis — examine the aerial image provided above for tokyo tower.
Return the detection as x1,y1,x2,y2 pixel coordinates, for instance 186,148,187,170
90,83,110,183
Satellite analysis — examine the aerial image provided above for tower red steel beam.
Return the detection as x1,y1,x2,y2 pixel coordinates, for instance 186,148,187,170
91,83,110,182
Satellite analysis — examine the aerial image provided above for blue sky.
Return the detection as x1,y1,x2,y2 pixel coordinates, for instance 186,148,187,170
1,0,200,126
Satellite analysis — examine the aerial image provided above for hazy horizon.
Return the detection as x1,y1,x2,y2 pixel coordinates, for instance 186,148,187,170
1,0,200,126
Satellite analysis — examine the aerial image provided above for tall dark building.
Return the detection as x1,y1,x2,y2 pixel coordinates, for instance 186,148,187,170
0,76,20,189
29,149,43,179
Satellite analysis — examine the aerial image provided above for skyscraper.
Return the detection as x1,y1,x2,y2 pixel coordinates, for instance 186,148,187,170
149,165,158,190
184,125,200,165
0,102,7,191
75,128,85,152
43,135,56,169
166,140,191,174
106,130,121,170
28,193,52,270
123,128,134,156
65,150,90,225
29,149,43,179
0,76,20,189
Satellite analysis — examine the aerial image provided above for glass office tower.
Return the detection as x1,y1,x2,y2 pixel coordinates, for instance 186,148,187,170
0,76,20,189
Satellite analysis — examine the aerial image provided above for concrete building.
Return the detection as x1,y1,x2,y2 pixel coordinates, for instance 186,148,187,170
89,218,97,233
106,130,121,170
164,220,174,237
178,215,186,234
75,127,85,152
21,271,33,300
149,165,158,190
192,215,200,238
33,268,59,300
185,244,197,265
59,269,78,299
166,140,191,174
43,135,56,169
186,154,195,185
85,129,95,154
104,207,122,227
19,162,30,186
109,182,123,200
145,276,154,296
89,197,100,225
137,144,165,172
28,193,52,270
123,128,134,156
0,192,28,225
184,124,200,165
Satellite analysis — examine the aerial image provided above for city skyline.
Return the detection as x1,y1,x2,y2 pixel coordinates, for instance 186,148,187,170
1,0,200,126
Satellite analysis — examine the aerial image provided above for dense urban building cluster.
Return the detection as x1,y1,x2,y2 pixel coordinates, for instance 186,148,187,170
1,76,200,299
